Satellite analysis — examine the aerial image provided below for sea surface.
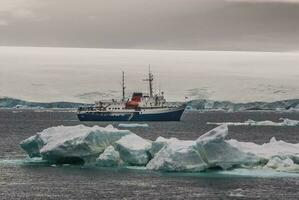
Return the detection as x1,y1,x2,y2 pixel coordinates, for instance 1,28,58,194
0,110,299,199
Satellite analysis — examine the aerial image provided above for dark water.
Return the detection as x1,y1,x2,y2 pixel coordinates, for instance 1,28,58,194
0,110,299,199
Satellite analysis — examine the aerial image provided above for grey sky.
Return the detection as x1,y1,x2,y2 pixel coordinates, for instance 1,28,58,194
0,0,299,51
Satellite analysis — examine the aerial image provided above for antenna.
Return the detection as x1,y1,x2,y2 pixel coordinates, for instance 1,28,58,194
122,71,125,101
143,65,154,97
158,79,161,95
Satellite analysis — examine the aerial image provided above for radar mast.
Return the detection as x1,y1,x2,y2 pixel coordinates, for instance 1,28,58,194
122,71,126,101
143,66,154,97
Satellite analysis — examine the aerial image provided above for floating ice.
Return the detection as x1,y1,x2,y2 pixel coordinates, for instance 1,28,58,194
96,146,123,167
115,134,152,166
195,125,259,170
188,99,299,112
147,140,208,172
20,124,299,173
207,118,299,126
147,125,258,172
228,189,246,198
118,123,149,128
149,136,181,157
228,137,299,164
20,124,132,163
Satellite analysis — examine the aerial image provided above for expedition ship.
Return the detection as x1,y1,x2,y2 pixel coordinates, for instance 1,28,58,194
77,70,186,121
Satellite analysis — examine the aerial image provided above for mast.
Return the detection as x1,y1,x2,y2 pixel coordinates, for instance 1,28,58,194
122,71,125,101
143,66,154,97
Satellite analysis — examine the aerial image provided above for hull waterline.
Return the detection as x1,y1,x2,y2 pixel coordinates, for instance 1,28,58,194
77,106,186,121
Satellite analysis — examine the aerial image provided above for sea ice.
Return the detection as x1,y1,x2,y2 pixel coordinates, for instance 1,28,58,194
147,125,258,172
227,137,299,163
146,140,208,172
115,134,152,166
149,136,181,157
20,124,299,173
196,125,259,169
20,124,132,163
96,146,123,167
118,123,149,128
207,118,299,127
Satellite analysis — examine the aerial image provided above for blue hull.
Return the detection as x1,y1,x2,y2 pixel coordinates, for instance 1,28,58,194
77,107,185,121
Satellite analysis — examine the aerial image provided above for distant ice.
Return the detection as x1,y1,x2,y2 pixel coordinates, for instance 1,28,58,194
188,99,299,112
118,123,149,128
207,118,299,126
20,124,299,174
1,46,299,103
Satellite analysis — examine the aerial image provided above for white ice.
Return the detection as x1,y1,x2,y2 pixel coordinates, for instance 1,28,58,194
207,118,299,126
20,124,299,174
96,146,123,167
118,123,149,128
228,137,299,164
20,124,132,163
115,134,152,166
147,125,258,172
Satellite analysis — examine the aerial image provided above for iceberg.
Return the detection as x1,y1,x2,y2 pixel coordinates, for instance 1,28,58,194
115,134,152,166
96,146,123,167
118,123,149,128
195,125,258,170
207,118,299,127
20,124,299,173
149,136,181,157
0,97,88,109
264,156,299,173
188,99,299,112
20,125,132,164
147,125,258,172
228,137,299,163
146,140,208,172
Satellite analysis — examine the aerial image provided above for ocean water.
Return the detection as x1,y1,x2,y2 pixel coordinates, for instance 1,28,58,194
0,110,299,199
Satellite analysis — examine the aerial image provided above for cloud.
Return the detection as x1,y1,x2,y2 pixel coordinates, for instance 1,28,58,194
227,0,299,3
11,9,36,19
87,15,97,20
0,0,46,22
0,19,8,26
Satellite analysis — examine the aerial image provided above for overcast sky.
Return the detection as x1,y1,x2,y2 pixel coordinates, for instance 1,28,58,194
0,0,299,51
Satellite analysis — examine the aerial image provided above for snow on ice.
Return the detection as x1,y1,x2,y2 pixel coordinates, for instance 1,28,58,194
20,124,299,173
118,123,149,128
207,118,299,126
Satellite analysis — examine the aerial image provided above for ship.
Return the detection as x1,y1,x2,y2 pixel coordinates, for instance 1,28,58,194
77,69,186,121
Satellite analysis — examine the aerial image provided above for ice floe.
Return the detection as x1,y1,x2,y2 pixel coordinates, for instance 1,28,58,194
96,146,123,167
228,137,299,164
20,124,299,173
207,118,299,126
115,134,152,166
147,125,258,172
118,123,149,128
147,139,208,172
20,124,132,163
